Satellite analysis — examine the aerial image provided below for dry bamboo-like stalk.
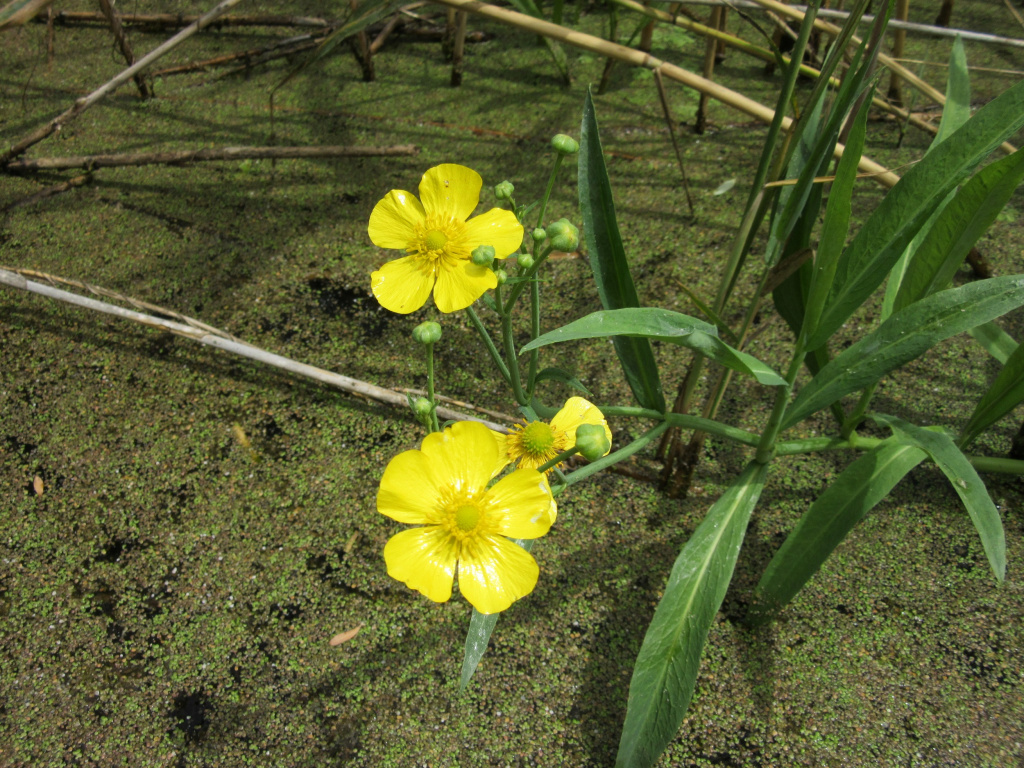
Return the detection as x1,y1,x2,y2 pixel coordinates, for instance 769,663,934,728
150,34,323,77
39,10,332,28
0,0,245,166
0,267,509,432
430,0,900,187
3,144,417,172
96,0,153,98
613,0,939,141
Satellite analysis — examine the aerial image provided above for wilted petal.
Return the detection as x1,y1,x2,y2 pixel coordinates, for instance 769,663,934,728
384,527,457,603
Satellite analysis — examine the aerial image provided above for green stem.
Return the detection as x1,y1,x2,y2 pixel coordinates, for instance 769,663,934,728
535,154,564,232
841,383,877,439
425,342,440,433
503,244,554,313
527,276,541,397
500,310,529,406
536,447,579,474
755,336,805,463
464,306,511,387
560,421,669,486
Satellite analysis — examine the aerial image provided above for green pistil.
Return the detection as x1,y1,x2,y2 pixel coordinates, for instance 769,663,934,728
522,421,555,455
454,504,481,532
425,230,447,250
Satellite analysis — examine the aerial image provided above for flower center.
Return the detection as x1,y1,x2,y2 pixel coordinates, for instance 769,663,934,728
424,230,448,251
454,503,482,532
522,421,555,455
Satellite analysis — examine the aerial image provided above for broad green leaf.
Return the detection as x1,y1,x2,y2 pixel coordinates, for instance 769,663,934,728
616,461,768,768
521,308,787,387
969,322,1017,365
896,149,1024,310
960,339,1024,447
807,77,1024,350
460,538,534,689
881,38,972,318
784,275,1024,429
579,90,665,412
534,367,594,398
870,413,1005,580
748,439,926,626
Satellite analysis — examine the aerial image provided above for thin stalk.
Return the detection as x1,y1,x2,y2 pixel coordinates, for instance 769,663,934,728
464,306,512,387
535,154,565,232
425,343,440,432
560,421,670,485
500,311,529,406
598,405,763,447
527,276,541,396
536,447,579,474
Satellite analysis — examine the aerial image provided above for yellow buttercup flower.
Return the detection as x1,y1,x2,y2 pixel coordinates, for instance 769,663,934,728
377,421,555,614
367,164,524,314
499,397,612,472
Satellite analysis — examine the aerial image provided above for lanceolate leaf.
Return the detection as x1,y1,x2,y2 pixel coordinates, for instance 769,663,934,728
616,461,768,768
807,77,1024,350
783,275,1024,430
522,308,787,387
896,148,1024,310
961,339,1024,447
870,413,1006,580
748,440,926,626
579,90,665,412
969,322,1017,365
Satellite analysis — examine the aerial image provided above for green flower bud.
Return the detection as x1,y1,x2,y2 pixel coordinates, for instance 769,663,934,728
547,218,580,252
494,181,515,201
471,245,495,267
494,268,508,286
518,253,535,271
412,321,442,345
412,397,434,422
574,423,611,462
551,134,580,155
531,227,547,243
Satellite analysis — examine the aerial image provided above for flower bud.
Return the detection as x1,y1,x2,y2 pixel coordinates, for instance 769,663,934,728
494,181,515,201
471,244,496,267
551,134,580,155
531,227,547,244
547,218,580,252
412,321,442,345
518,253,535,271
574,423,611,462
494,268,508,286
412,397,434,422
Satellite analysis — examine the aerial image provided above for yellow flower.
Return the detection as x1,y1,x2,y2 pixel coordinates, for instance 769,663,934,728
377,421,555,614
499,397,612,472
367,164,524,314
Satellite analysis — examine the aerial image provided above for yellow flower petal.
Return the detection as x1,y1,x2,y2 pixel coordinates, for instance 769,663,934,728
421,421,503,489
461,208,525,259
371,256,434,314
486,468,555,538
367,189,426,249
377,449,444,524
433,259,497,313
550,397,612,455
384,527,457,603
419,164,482,221
457,535,540,614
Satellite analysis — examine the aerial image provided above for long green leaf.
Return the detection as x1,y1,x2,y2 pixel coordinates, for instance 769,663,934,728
0,0,52,28
522,308,787,387
748,439,926,626
807,77,1024,350
616,461,768,768
968,322,1017,365
460,538,534,689
960,338,1024,447
882,39,972,318
870,413,1006,580
784,275,1024,429
896,149,1024,310
579,90,665,412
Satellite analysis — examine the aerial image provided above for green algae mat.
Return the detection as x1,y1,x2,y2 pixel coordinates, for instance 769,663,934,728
3,1,1024,765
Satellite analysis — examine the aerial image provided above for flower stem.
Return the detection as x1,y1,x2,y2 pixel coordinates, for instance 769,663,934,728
535,154,564,232
598,406,762,448
536,447,579,474
425,341,440,432
560,421,669,486
464,306,511,388
500,310,529,406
